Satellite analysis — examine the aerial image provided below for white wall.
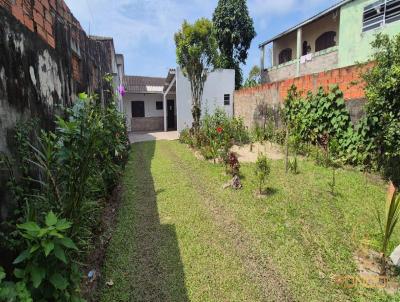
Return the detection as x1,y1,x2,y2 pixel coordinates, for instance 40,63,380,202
123,93,164,118
176,68,235,132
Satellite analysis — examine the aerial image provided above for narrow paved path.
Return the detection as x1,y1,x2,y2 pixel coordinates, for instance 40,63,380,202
100,140,293,302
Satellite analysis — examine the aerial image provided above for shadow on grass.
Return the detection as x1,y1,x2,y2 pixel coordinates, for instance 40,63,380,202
255,187,279,198
126,141,189,301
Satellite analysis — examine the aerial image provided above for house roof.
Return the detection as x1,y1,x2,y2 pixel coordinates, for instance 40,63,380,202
123,75,165,94
259,0,353,48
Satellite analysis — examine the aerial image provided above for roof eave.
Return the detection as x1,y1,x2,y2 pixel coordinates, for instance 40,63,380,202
258,0,352,48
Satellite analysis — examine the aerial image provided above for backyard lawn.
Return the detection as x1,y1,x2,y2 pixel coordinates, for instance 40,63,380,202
99,140,399,302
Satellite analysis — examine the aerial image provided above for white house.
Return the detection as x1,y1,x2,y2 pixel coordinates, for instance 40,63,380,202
122,68,235,133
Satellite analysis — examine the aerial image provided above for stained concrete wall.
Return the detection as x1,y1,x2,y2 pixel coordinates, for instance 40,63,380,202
0,5,120,221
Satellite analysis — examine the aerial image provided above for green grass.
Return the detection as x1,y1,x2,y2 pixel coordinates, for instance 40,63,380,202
100,140,400,301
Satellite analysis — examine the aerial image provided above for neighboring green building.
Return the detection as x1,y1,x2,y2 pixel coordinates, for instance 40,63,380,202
259,0,400,83
338,0,400,67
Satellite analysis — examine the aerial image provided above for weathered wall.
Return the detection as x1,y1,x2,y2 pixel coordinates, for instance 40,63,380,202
235,63,371,129
0,1,119,221
263,48,339,83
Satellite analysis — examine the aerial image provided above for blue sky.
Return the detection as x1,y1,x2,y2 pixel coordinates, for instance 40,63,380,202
65,0,336,79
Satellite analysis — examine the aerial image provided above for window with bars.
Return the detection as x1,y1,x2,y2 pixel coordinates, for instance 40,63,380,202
363,0,400,32
224,94,230,106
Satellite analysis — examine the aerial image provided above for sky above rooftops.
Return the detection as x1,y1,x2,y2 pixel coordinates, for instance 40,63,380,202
65,0,336,79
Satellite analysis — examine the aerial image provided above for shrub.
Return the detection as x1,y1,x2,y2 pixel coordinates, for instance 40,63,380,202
0,75,129,300
376,190,400,273
254,154,271,194
179,108,250,162
227,152,240,176
360,33,400,187
12,212,83,301
0,267,32,302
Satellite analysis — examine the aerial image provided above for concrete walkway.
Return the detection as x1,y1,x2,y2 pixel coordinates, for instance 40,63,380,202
129,131,179,144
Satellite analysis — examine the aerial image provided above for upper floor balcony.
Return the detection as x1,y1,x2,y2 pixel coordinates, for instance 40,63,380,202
259,5,340,83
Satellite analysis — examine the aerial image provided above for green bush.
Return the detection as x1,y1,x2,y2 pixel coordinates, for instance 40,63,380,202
12,212,83,301
254,154,271,194
179,108,250,162
0,75,130,300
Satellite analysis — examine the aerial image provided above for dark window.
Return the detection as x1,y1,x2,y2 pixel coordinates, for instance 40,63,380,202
278,48,292,65
156,101,163,110
315,31,336,52
363,0,385,32
386,0,400,24
224,94,230,106
132,101,145,117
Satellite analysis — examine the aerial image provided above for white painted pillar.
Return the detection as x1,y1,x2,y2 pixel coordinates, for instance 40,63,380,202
260,46,265,70
163,93,167,132
296,27,302,77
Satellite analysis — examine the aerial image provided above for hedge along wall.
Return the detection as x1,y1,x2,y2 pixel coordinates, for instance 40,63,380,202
0,1,118,221
234,63,373,128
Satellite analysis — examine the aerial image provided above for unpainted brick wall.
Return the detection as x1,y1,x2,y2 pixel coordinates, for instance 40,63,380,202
0,0,82,48
234,63,372,128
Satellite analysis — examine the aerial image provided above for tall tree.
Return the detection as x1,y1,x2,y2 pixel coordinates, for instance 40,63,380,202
243,65,261,87
213,0,256,89
175,19,218,130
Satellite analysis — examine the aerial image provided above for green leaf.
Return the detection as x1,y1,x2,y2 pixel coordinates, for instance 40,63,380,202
59,237,78,250
42,241,55,257
49,273,69,290
78,92,88,100
45,211,58,227
0,267,6,282
30,244,40,254
54,245,67,264
30,266,46,288
17,222,40,233
13,249,30,264
13,268,25,279
55,219,72,231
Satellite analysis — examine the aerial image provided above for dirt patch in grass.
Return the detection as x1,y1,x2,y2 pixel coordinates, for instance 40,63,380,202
81,185,123,301
231,142,284,162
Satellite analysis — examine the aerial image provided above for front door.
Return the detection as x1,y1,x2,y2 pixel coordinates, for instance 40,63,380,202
167,99,176,130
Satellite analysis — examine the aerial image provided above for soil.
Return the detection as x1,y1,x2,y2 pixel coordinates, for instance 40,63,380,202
231,142,285,162
81,184,123,301
353,248,400,294
191,142,285,164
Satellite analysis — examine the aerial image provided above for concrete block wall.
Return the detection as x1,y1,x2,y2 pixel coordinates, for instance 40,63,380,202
235,63,372,128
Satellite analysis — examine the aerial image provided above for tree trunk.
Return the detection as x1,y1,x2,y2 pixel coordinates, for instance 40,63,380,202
285,127,289,174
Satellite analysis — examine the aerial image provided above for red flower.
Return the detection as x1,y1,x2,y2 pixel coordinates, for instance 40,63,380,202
216,127,223,134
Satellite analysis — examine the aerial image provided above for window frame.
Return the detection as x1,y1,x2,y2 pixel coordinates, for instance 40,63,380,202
362,0,400,32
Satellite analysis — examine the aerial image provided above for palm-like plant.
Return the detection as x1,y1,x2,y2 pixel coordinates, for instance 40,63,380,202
376,189,400,272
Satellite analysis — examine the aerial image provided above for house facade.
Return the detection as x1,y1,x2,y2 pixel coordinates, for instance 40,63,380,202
123,68,235,133
260,0,400,83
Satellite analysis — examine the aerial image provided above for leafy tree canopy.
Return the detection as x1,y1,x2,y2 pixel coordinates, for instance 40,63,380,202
243,65,261,87
174,18,218,129
362,33,400,187
213,0,256,89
